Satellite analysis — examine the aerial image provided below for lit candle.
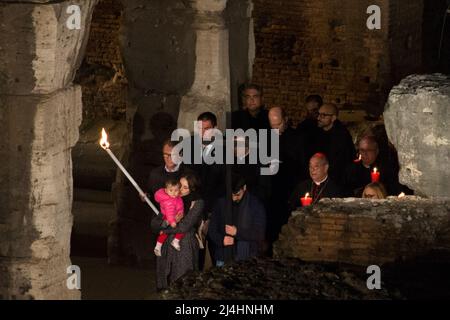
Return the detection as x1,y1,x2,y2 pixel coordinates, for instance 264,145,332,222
371,167,380,182
398,192,405,198
354,154,362,163
99,128,160,215
301,192,313,207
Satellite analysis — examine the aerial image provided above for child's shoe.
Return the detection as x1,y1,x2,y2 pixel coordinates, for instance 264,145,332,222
154,243,162,256
171,239,181,251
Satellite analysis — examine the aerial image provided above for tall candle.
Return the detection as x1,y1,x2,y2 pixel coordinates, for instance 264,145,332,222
100,128,160,215
371,167,380,182
301,192,313,206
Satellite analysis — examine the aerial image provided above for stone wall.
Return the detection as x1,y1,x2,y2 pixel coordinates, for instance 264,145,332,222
251,0,423,124
384,74,450,197
0,0,97,299
274,198,450,266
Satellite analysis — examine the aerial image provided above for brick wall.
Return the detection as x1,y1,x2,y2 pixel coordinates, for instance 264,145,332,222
274,198,450,266
251,0,423,125
75,0,127,126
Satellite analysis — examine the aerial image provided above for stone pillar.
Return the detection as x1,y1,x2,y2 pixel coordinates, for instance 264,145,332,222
384,74,450,197
0,0,97,299
178,0,231,131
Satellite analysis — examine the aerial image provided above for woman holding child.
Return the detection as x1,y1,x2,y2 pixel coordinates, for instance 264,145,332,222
151,173,204,290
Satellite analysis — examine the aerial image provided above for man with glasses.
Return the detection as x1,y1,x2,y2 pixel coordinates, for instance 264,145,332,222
312,103,356,185
343,135,404,196
342,135,380,196
147,139,191,198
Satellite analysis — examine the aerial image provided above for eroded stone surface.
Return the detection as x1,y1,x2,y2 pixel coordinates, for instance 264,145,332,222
0,0,97,94
0,0,97,300
0,86,82,299
384,74,450,197
274,197,450,266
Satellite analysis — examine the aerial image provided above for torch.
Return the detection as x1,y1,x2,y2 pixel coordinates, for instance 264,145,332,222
99,128,159,215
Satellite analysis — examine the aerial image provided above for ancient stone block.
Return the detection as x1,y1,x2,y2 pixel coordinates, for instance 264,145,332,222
274,197,450,266
384,74,450,197
0,0,98,95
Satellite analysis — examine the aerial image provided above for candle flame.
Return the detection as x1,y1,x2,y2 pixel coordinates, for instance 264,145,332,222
398,192,405,198
100,128,110,149
373,167,378,173
304,192,310,199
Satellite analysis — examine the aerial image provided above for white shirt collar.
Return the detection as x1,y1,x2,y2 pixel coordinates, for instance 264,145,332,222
165,162,181,173
313,175,328,186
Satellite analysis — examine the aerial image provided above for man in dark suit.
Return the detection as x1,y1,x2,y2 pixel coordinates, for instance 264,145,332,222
187,112,225,217
147,139,190,198
208,176,266,266
312,103,356,185
296,95,322,160
289,153,343,210
343,135,409,196
266,106,307,250
231,83,270,131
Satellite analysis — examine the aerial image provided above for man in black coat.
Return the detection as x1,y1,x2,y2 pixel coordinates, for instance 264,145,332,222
186,112,226,217
343,135,409,197
266,106,308,249
231,135,271,206
147,140,191,199
296,94,323,160
312,103,356,186
208,176,266,266
289,153,343,210
231,83,270,131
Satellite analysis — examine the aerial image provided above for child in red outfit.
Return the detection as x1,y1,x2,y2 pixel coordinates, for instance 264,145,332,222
153,179,185,256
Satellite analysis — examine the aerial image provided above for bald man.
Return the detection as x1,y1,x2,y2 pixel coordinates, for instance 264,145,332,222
288,153,343,210
266,106,308,249
312,103,355,185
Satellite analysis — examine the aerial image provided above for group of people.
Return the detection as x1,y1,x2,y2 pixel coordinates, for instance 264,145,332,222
145,83,412,291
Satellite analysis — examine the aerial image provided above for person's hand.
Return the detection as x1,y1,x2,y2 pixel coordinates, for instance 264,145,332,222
170,222,177,228
223,236,234,246
225,225,237,236
139,193,148,202
175,212,183,223
200,219,210,236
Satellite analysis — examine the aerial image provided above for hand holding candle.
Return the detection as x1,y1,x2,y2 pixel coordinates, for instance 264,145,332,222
99,128,159,215
371,167,380,182
301,192,312,206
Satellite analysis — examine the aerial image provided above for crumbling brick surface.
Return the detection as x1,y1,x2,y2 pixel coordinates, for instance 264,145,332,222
274,197,450,266
251,0,423,124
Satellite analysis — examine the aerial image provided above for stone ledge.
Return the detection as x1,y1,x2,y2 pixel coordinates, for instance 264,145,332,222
274,197,450,266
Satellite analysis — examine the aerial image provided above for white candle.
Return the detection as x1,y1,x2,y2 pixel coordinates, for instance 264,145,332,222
100,128,160,215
